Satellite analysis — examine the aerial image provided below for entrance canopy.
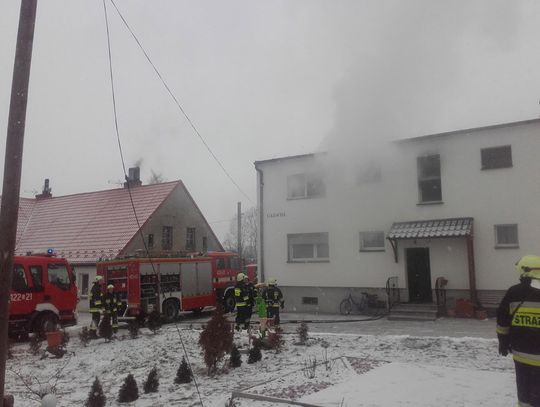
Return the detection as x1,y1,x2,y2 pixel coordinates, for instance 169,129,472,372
386,217,477,303
387,217,473,262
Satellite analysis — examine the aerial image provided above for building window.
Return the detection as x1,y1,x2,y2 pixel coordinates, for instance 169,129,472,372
80,273,89,296
481,145,512,170
417,154,442,203
186,227,196,251
360,231,385,252
495,224,519,248
162,226,173,250
287,233,329,262
357,163,382,184
287,174,325,199
147,234,154,250
202,236,208,252
302,297,318,305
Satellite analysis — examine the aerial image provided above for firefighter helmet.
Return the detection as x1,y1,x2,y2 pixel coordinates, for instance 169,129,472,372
267,278,277,286
107,284,114,290
515,255,540,279
95,275,103,282
236,272,246,282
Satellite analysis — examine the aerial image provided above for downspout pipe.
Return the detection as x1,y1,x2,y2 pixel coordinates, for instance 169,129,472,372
255,166,265,282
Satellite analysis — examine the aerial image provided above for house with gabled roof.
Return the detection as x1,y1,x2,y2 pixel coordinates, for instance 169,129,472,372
5,169,223,310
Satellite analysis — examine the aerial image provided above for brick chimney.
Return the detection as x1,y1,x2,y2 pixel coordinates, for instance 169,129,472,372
124,167,142,188
35,178,52,199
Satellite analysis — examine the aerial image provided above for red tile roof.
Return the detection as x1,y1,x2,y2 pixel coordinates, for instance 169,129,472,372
3,181,181,264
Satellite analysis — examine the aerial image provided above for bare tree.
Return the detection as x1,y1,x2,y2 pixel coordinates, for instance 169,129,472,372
223,207,257,262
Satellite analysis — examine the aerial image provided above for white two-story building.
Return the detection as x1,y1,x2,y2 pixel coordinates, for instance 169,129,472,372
254,118,540,314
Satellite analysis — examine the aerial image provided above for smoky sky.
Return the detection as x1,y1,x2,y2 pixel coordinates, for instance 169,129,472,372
1,1,540,240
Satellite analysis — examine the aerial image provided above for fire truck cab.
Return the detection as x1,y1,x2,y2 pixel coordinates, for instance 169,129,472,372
9,253,78,337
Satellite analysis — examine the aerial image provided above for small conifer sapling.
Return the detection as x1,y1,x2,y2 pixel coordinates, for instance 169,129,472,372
247,343,262,364
175,357,193,384
117,373,139,403
229,345,242,368
85,377,106,407
198,305,233,374
296,322,309,345
143,367,159,393
147,310,162,334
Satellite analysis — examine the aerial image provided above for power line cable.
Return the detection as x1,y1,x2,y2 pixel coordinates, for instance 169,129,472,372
101,1,205,405
108,0,253,205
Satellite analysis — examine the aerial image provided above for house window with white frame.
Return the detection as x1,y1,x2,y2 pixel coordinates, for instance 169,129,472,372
287,233,329,262
495,224,519,248
360,231,385,251
162,226,173,250
287,174,325,199
417,154,442,203
481,145,512,170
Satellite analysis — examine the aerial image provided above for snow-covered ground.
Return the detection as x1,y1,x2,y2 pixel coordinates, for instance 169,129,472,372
6,314,516,406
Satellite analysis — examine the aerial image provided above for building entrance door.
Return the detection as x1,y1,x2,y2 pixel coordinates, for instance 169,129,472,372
406,247,432,303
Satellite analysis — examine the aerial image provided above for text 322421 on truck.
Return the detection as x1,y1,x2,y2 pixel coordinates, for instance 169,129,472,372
9,252,78,338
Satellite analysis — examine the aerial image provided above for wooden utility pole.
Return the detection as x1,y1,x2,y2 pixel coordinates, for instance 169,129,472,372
0,0,38,402
237,202,242,259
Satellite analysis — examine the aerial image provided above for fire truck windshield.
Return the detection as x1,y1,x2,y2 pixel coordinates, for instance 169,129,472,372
48,263,71,290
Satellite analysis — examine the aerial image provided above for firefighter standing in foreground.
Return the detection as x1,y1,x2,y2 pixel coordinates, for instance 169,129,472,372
497,255,540,406
263,278,284,326
89,276,104,338
234,273,254,331
104,284,120,334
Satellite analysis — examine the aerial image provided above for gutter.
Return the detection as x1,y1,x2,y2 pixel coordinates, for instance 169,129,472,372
255,166,265,282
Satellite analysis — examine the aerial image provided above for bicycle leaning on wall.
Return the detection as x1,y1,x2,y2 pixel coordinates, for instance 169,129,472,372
339,291,382,316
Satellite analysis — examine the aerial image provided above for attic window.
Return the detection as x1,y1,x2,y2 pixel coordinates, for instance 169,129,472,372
481,145,512,170
162,226,173,250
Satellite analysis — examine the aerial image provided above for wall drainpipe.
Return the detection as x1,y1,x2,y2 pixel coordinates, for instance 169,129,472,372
255,166,265,282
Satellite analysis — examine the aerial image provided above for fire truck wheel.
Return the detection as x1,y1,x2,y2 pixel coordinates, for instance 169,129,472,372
37,313,59,336
224,293,236,313
162,299,179,322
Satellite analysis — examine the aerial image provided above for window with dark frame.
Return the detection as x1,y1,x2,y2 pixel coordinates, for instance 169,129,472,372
417,154,442,203
287,233,329,262
186,227,196,251
360,231,385,251
202,236,208,252
302,297,318,305
481,145,512,170
162,226,173,250
495,224,519,248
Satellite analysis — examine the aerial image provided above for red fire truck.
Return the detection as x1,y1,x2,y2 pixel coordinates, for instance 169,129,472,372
8,253,78,337
96,251,256,322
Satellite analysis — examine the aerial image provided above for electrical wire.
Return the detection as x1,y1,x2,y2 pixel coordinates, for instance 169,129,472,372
108,0,254,205
101,1,205,405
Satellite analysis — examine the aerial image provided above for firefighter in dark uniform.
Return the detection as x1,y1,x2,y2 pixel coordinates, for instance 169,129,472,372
497,255,540,406
234,273,253,331
104,284,120,333
263,278,284,326
89,275,104,338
